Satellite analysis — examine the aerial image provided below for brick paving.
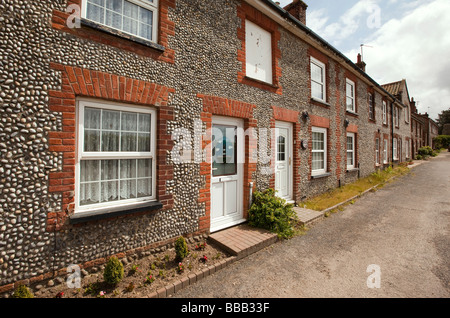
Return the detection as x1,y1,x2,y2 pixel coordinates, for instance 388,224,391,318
209,224,278,260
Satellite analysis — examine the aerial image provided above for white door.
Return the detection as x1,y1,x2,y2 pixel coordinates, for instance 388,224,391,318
275,122,293,201
210,117,245,232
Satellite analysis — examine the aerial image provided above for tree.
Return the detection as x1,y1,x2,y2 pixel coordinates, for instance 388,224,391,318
436,108,450,135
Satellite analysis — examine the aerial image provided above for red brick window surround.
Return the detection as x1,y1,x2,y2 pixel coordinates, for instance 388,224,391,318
308,47,330,108
47,63,175,232
237,2,282,95
52,0,175,64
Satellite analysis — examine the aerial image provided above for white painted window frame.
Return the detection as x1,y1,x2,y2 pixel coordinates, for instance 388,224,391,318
310,57,326,102
346,79,356,113
393,138,398,160
245,19,273,85
383,139,388,164
311,127,327,176
346,132,355,170
382,101,387,124
76,98,157,214
82,0,159,43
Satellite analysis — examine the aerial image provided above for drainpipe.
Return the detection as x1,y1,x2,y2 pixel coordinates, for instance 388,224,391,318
248,182,254,209
390,100,395,165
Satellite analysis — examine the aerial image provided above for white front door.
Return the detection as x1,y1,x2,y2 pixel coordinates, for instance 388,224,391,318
275,122,293,201
210,116,245,232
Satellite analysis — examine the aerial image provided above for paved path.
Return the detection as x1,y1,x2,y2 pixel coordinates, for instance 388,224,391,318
174,152,450,298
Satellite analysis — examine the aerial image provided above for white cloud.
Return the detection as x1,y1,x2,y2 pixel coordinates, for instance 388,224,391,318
351,0,450,119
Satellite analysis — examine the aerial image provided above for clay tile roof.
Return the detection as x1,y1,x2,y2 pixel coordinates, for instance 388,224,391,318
381,80,404,96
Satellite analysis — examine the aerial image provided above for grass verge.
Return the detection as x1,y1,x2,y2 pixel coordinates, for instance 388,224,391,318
300,165,410,212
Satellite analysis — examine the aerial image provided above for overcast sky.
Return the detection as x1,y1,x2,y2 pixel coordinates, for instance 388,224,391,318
276,0,450,121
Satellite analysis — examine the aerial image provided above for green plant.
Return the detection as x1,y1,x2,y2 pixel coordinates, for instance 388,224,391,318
248,189,298,239
129,264,140,275
418,146,436,158
144,274,155,284
103,256,124,286
177,262,185,273
125,282,135,292
433,135,450,149
12,285,34,298
175,236,189,261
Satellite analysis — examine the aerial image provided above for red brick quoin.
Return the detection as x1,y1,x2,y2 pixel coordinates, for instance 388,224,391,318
197,94,257,233
47,63,175,232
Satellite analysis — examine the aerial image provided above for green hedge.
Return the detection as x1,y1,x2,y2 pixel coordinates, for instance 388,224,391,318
433,135,450,149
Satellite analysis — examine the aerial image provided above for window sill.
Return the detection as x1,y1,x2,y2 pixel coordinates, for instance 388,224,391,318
243,76,279,89
346,110,359,117
69,201,163,225
81,19,166,52
346,168,359,173
310,98,330,108
311,172,331,179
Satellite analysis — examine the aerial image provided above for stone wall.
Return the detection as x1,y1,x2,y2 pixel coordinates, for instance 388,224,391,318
0,0,401,292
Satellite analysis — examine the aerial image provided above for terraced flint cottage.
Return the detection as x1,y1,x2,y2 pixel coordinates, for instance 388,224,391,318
0,0,414,292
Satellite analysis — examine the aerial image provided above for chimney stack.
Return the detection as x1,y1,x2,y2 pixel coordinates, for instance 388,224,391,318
284,0,308,25
410,97,417,113
356,53,366,72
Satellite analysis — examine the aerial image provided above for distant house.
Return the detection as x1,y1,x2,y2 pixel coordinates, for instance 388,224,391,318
381,80,412,162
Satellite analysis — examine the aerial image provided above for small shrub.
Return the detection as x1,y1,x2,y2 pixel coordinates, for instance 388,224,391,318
415,154,423,160
418,146,436,158
248,189,298,239
12,285,34,298
175,236,189,261
103,256,124,286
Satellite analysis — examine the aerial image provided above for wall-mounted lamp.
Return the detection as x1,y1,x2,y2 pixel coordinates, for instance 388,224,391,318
302,111,309,120
301,140,308,150
344,119,350,128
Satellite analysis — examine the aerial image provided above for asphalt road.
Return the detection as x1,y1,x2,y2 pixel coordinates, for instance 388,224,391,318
174,152,450,298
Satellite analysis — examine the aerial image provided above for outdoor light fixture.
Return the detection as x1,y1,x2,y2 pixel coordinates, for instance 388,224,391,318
302,111,309,120
344,119,350,127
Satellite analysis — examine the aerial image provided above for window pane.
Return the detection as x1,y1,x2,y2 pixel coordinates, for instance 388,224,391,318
139,113,151,132
347,152,353,166
138,133,151,152
80,160,100,183
311,82,324,100
212,125,237,177
312,132,324,150
311,63,323,83
137,178,152,198
312,152,324,170
86,3,105,24
105,10,122,30
101,131,120,152
84,130,100,152
124,0,139,19
80,182,100,206
106,0,122,13
137,159,152,178
121,132,137,152
120,179,137,200
85,107,101,129
102,110,120,130
120,159,137,179
277,136,286,161
101,160,119,181
347,137,354,150
101,181,119,202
